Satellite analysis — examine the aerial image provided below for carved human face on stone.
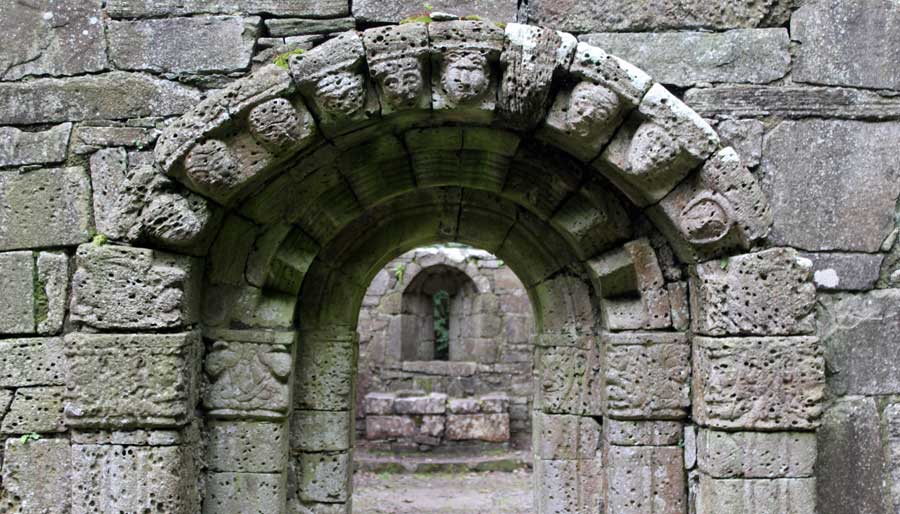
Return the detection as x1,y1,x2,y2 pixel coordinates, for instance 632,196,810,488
627,122,680,176
315,71,366,116
375,58,424,109
184,139,239,190
249,98,303,150
565,82,621,138
442,52,490,104
680,192,734,244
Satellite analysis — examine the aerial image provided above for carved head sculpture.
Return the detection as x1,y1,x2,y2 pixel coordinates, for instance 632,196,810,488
441,50,490,104
565,82,622,138
371,57,425,109
289,32,369,121
315,71,366,117
680,192,734,244
183,139,239,191
626,122,680,177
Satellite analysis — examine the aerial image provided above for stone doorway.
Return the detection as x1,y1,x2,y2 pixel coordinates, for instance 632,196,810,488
58,19,824,514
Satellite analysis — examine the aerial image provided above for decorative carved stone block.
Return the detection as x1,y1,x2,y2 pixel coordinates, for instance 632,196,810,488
695,475,816,514
697,429,816,478
70,244,200,330
71,443,198,514
606,445,686,514
247,97,316,153
603,332,690,420
535,346,587,415
204,472,286,514
693,336,825,430
430,21,504,121
363,23,431,115
0,439,70,514
206,420,288,473
652,147,774,262
204,340,292,418
65,332,202,428
691,248,816,336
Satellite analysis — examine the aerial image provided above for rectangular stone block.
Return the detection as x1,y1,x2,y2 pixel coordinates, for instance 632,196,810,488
36,251,69,334
108,16,259,74
581,29,790,87
803,252,884,291
535,458,578,514
204,472,286,514
107,0,349,18
693,336,825,430
691,248,816,336
0,338,66,387
363,392,395,415
535,413,601,460
70,244,201,330
203,340,292,417
697,429,816,478
0,439,70,514
606,445,685,514
883,401,900,513
0,72,201,125
1,0,106,81
65,332,202,428
603,332,690,420
393,393,447,415
291,410,350,452
296,451,350,503
0,251,35,334
206,420,287,473
0,167,93,251
695,475,816,514
1,386,66,434
72,443,198,514
0,123,71,168
295,332,356,411
605,419,683,447
535,345,587,415
365,415,416,440
73,125,159,155
354,0,516,23
446,414,510,442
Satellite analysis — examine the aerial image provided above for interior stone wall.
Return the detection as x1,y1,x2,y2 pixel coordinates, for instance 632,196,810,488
0,1,898,514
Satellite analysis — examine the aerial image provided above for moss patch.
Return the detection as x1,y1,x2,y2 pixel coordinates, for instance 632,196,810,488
274,49,305,70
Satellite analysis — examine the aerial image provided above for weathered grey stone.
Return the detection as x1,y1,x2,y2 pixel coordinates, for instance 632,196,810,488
72,443,198,514
690,248,816,336
792,0,900,91
353,0,517,23
685,85,900,120
760,120,900,252
90,148,136,241
107,0,349,18
448,398,480,414
715,119,764,168
581,29,790,87
0,439,70,514
606,445,685,514
883,402,900,513
446,413,510,442
362,24,432,116
363,392,395,415
296,451,350,503
0,338,66,387
36,252,68,334
524,0,800,32
265,17,355,36
64,332,202,428
291,410,351,451
393,393,448,415
819,290,900,395
803,252,884,291
1,386,66,434
295,331,356,411
0,72,201,125
667,281,690,332
205,472,286,514
207,420,288,473
696,475,816,514
697,430,817,478
0,123,71,168
73,125,159,155
605,420,683,446
70,244,200,330
0,0,106,80
108,16,259,74
693,336,825,430
365,415,416,440
204,340,292,417
535,458,578,514
534,413,600,459
0,251,35,334
0,167,93,251
535,346,587,415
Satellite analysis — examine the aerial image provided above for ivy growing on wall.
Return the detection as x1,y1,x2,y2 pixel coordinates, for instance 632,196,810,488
433,289,450,360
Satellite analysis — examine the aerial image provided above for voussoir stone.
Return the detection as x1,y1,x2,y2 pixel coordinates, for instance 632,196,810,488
0,439,71,514
760,120,900,252
0,72,201,125
70,244,201,330
64,332,202,428
108,16,259,74
580,29,790,87
0,123,71,168
0,167,93,251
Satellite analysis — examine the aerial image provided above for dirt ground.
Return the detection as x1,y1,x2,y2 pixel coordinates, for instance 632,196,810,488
352,469,533,514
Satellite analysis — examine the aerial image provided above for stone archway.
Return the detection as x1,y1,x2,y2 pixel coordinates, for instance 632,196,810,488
62,20,824,514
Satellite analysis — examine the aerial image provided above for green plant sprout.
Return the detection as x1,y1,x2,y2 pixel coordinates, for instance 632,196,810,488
274,49,305,70
394,263,407,284
20,432,41,444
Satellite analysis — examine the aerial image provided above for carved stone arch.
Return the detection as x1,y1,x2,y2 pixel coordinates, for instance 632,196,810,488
60,19,822,514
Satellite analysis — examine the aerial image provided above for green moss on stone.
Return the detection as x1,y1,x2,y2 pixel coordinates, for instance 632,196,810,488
274,49,305,70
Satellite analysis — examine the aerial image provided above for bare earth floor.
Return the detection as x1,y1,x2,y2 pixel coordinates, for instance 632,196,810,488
352,470,534,514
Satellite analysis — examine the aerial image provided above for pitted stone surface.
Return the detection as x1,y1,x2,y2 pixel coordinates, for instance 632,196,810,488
292,411,351,451
0,438,71,514
0,251,35,334
204,340,292,416
70,244,200,330
296,451,350,503
693,336,825,430
295,333,356,411
697,429,817,478
430,21,505,118
65,332,202,428
691,248,816,336
206,420,288,473
1,386,66,434
605,420,683,446
606,445,685,514
0,123,71,168
446,413,510,442
205,472,286,514
696,475,816,514
590,239,672,330
0,338,66,387
363,24,431,115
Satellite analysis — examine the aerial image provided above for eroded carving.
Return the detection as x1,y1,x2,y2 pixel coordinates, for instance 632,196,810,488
679,191,734,244
626,122,681,177
248,98,311,152
204,341,292,417
430,21,504,112
364,24,430,113
184,139,239,192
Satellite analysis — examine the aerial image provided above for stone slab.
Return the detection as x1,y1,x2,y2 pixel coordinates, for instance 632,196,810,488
792,0,900,91
265,17,355,36
0,124,72,168
206,420,288,473
883,402,900,513
605,420,683,447
580,29,789,87
0,72,201,125
0,438,70,514
107,0,349,18
1,386,66,434
353,0,517,23
604,336,690,420
606,445,685,514
803,252,884,291
446,413,510,442
696,475,816,514
36,251,69,334
0,251,35,334
697,429,816,478
0,0,106,81
714,118,764,168
760,120,900,252
0,338,66,387
0,167,93,251
819,290,900,395
72,125,160,155
108,16,259,74
64,332,202,428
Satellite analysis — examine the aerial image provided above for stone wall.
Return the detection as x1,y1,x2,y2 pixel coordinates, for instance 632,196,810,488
356,246,535,445
0,0,898,513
